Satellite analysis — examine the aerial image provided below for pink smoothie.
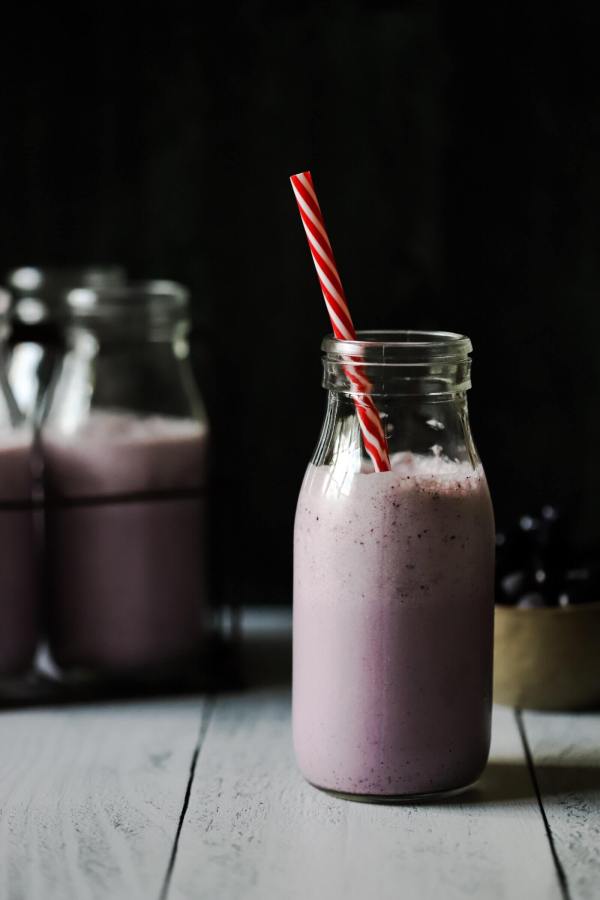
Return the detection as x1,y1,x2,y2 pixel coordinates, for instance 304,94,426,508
42,412,209,673
0,430,37,675
293,453,495,797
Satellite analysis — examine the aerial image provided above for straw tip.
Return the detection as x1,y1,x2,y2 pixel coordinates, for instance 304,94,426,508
290,170,312,183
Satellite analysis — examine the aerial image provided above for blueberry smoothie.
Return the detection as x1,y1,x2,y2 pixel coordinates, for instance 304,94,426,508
0,430,37,675
42,411,209,673
293,452,495,797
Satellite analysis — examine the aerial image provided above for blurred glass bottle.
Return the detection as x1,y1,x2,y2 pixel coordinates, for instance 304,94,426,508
41,281,211,687
0,288,38,687
5,266,126,420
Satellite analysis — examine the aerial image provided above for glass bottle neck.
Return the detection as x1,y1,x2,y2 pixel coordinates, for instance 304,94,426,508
44,320,203,433
313,390,479,472
65,319,191,353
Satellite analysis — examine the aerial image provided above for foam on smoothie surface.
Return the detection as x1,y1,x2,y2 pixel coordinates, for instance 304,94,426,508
42,410,208,497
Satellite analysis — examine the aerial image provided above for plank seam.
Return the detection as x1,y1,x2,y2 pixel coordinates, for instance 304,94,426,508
514,708,571,900
159,696,215,900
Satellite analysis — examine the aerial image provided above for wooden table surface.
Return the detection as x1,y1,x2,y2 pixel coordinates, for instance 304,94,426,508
1,609,598,900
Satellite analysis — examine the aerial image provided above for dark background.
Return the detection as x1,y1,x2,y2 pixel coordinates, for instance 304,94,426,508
2,2,600,605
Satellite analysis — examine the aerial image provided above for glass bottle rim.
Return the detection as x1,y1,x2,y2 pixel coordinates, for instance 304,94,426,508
5,265,127,324
321,330,472,363
61,280,189,323
6,265,126,296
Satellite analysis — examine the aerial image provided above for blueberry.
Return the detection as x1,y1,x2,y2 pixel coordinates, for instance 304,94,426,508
519,514,541,534
516,592,547,609
496,505,573,608
500,570,526,600
541,504,560,523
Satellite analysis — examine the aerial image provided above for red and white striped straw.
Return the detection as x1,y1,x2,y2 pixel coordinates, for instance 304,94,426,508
290,170,391,472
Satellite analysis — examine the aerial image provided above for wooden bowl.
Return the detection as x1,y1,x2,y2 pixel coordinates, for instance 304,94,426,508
493,601,600,710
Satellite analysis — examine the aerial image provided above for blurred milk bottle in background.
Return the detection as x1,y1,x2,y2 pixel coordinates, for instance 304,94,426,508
40,281,211,688
0,288,37,690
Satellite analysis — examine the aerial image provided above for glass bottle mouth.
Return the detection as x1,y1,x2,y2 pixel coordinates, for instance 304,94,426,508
322,330,473,397
5,266,126,324
322,330,472,363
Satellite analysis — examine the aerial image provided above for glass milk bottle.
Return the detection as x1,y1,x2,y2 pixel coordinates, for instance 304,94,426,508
41,281,210,685
5,265,125,420
293,331,495,799
0,289,38,683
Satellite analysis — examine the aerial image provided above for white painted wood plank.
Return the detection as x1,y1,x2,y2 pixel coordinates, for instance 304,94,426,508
523,710,600,900
170,691,561,900
0,698,204,900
